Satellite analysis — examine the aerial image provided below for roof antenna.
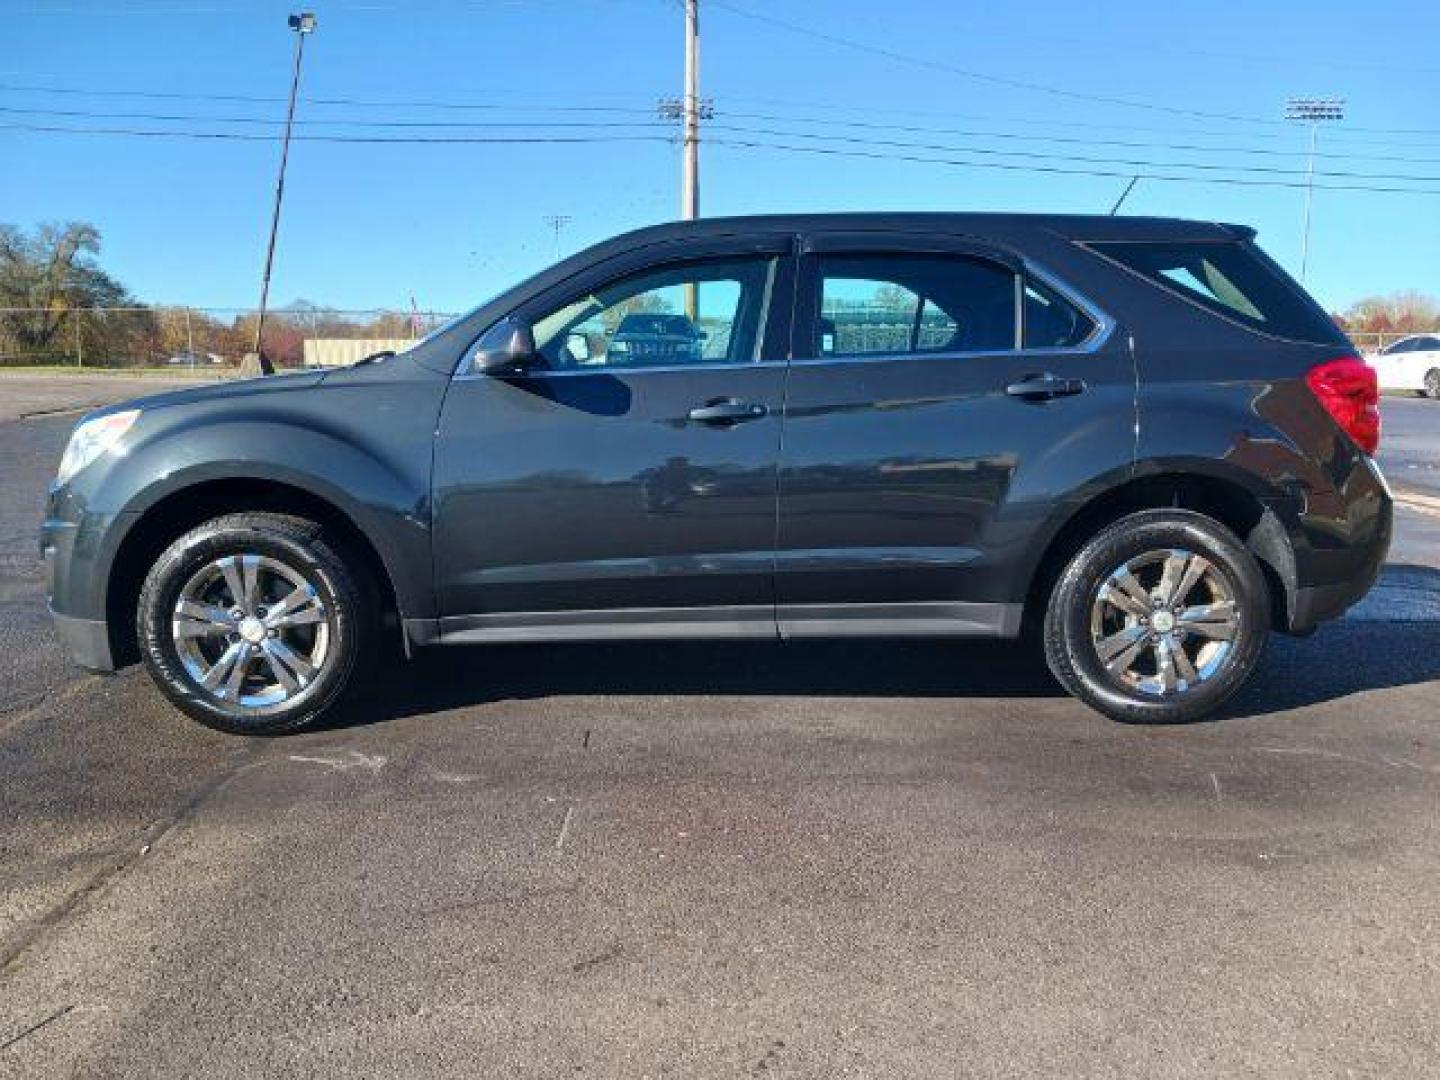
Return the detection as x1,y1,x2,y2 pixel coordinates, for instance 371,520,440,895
1109,175,1140,215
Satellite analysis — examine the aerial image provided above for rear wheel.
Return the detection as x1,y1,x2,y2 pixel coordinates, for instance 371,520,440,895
1043,509,1269,723
1425,368,1440,399
136,513,373,734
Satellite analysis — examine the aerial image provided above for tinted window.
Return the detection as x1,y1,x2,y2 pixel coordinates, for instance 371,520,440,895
812,254,1016,358
529,257,772,370
1024,280,1096,348
1088,240,1345,344
1381,339,1412,355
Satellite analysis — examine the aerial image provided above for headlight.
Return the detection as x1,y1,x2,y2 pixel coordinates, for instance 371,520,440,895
56,410,140,486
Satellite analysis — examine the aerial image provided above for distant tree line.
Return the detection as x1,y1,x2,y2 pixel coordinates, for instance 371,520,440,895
4,219,1435,366
1333,290,1440,337
0,221,424,368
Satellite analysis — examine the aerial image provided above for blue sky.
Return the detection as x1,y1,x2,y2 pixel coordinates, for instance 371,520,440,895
4,0,1438,315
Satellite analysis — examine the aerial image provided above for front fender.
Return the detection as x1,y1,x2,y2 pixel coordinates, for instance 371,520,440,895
50,370,445,625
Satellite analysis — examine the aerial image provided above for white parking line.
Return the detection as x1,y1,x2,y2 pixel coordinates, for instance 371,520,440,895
1394,488,1440,519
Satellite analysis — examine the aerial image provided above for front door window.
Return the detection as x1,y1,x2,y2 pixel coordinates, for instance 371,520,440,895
529,258,774,371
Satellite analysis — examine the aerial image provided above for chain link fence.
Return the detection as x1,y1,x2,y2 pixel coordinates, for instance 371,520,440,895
0,306,459,370
1,305,1425,370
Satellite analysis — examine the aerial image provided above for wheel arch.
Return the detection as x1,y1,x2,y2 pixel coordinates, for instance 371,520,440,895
1020,469,1296,634
105,477,406,667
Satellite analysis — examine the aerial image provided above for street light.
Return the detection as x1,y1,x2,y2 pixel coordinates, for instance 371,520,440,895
1284,96,1345,285
250,11,317,376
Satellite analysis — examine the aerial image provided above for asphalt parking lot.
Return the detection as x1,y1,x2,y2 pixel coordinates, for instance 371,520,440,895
2,376,1438,1077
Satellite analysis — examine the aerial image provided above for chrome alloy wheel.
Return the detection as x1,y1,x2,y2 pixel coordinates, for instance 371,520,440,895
1089,548,1241,697
171,554,331,708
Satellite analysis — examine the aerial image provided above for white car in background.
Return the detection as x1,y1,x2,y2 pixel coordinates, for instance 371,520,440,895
1368,334,1440,398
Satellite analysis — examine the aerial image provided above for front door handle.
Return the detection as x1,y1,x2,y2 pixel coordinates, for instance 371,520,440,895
687,399,768,425
1005,373,1087,400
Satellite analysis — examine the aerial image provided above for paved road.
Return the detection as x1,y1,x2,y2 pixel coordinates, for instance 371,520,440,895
0,372,219,423
1380,394,1440,497
2,396,1439,1077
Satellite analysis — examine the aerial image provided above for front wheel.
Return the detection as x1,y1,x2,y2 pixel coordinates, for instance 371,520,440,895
1043,509,1270,724
136,513,374,734
1425,368,1440,399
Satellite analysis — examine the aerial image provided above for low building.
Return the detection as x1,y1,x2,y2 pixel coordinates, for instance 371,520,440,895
301,338,414,368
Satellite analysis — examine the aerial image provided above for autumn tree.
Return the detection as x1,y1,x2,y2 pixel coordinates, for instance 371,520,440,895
0,221,156,366
1335,291,1440,335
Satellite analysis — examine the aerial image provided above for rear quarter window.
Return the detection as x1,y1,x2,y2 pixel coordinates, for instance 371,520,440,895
1085,239,1348,346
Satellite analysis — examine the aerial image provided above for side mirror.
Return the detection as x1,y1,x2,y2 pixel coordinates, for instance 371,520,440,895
472,316,538,375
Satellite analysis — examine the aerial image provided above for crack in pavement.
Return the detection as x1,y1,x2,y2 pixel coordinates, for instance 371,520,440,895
0,1003,75,1054
0,740,268,978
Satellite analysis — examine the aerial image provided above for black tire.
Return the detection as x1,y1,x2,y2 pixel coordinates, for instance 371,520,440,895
136,512,374,735
1425,368,1440,399
1043,509,1270,724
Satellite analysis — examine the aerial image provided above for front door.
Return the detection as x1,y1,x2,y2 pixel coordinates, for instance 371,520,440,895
776,232,1134,637
432,240,794,641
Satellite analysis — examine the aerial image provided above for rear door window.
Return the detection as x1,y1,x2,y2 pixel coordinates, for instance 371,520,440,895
1087,239,1346,345
811,254,1017,357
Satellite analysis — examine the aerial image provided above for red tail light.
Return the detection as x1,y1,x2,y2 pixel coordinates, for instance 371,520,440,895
1305,357,1380,455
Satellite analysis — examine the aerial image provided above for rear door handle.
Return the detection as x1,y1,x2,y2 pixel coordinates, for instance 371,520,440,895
687,399,768,424
1005,373,1087,400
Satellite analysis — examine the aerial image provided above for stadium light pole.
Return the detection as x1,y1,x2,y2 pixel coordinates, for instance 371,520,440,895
1284,97,1344,285
543,214,572,261
251,12,317,376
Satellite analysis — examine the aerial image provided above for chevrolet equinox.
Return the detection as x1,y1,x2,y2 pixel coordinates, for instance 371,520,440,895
42,214,1391,733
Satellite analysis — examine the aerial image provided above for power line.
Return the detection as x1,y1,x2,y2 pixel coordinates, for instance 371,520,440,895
705,137,1440,196
716,112,1440,168
21,112,1437,185
10,102,1440,164
708,0,1440,138
715,93,1440,148
0,105,671,131
12,116,1440,190
0,82,660,115
11,101,1440,173
701,123,1440,184
0,122,675,146
708,0,1280,127
8,78,1440,150
11,118,1440,195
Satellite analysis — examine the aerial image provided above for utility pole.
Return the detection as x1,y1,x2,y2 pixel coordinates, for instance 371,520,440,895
542,214,572,261
251,12,317,376
658,5,712,318
682,0,700,222
1284,97,1344,284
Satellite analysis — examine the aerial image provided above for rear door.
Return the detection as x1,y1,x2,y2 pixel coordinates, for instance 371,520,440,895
432,235,795,639
776,230,1134,637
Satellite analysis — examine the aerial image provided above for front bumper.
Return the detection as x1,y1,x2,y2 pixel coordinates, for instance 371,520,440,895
42,488,125,673
49,607,116,671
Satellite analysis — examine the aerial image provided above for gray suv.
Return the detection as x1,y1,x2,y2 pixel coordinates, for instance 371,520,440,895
41,213,1391,733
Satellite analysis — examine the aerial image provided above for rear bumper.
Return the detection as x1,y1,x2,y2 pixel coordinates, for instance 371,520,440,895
1282,467,1393,634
